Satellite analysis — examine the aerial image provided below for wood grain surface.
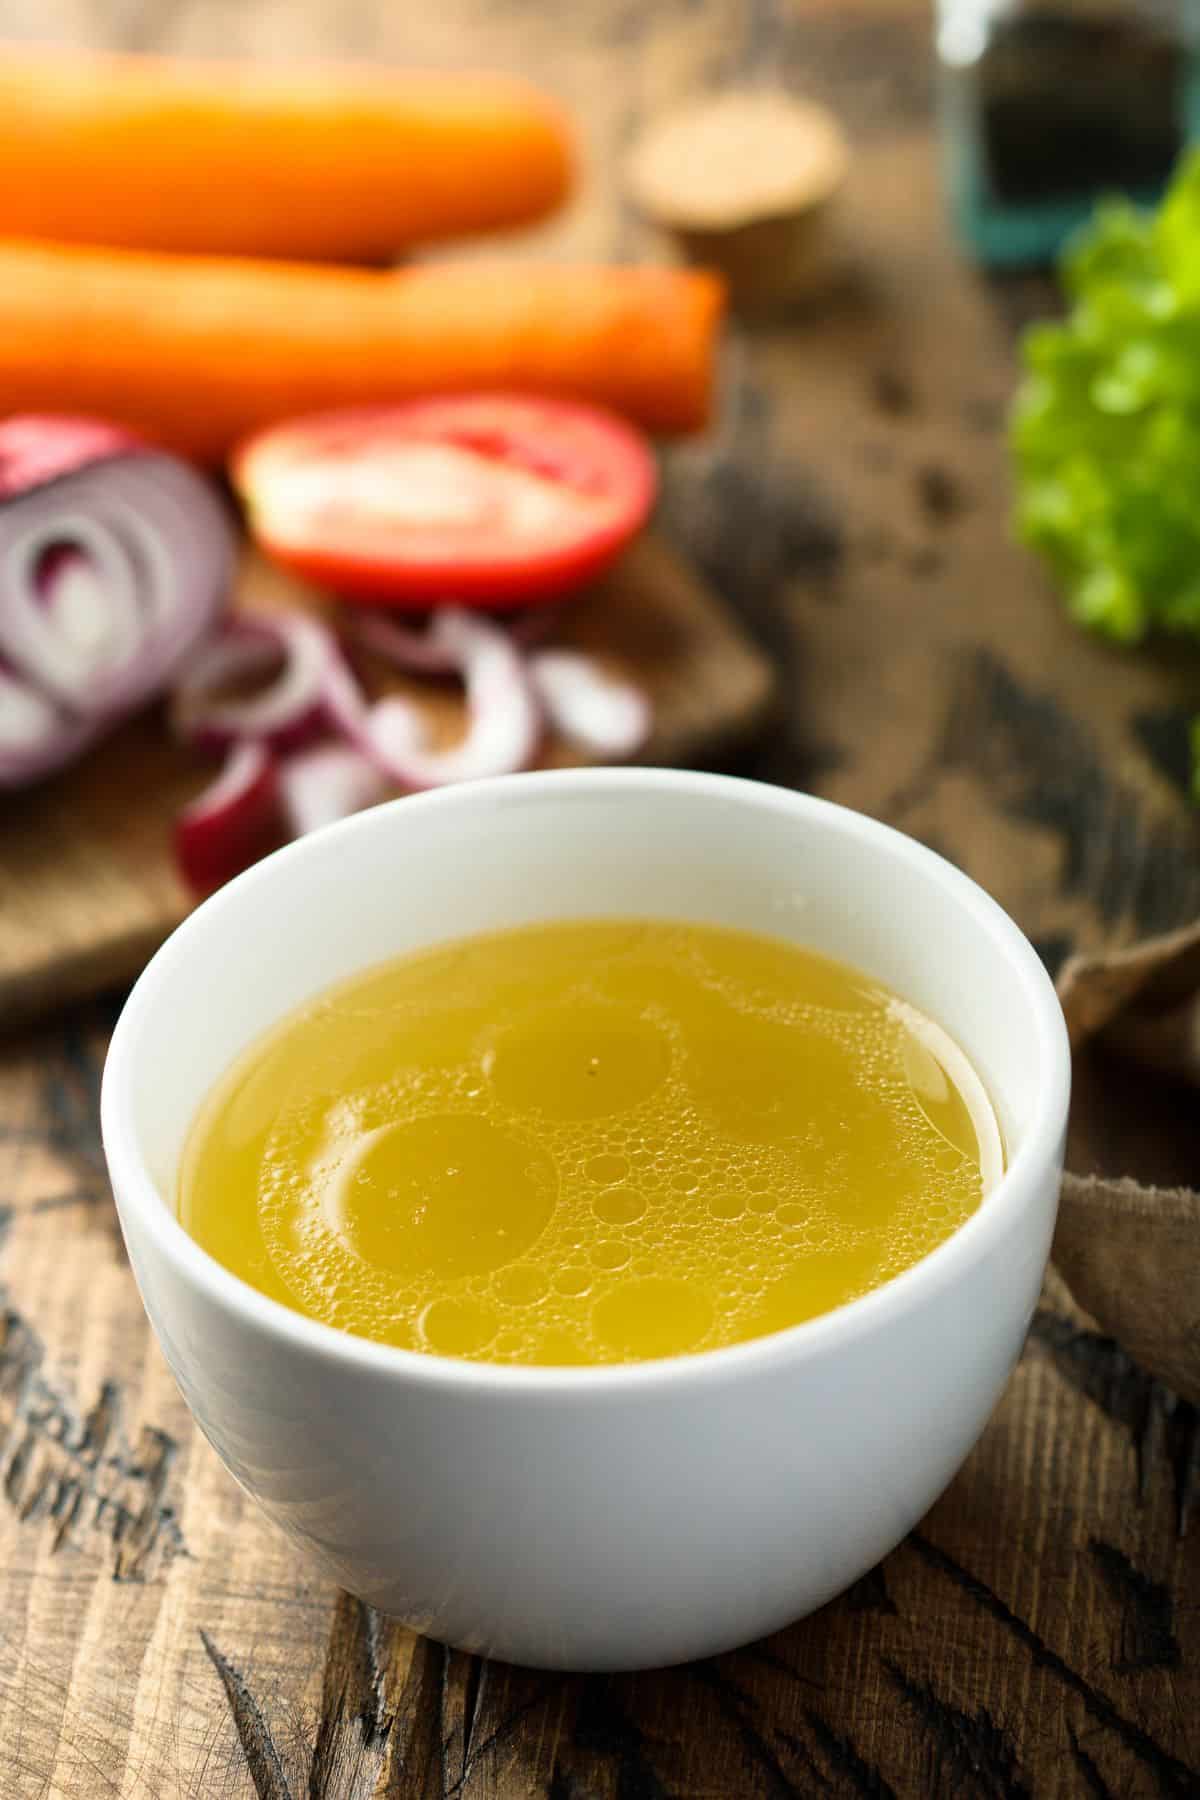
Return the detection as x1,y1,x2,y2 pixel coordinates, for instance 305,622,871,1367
1,3,1199,1797
0,535,775,1024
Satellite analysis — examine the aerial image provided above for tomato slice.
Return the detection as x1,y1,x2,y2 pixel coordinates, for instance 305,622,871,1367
231,395,658,609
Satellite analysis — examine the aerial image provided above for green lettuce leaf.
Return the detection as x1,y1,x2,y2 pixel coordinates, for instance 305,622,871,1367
1012,153,1200,796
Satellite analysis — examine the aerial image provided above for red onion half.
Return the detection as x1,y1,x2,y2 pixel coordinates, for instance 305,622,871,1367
0,416,235,787
0,655,99,786
0,415,138,501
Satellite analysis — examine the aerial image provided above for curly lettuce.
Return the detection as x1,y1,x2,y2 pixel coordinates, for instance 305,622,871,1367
1012,151,1200,797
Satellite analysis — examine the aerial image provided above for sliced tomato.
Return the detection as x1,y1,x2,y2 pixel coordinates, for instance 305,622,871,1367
231,395,658,609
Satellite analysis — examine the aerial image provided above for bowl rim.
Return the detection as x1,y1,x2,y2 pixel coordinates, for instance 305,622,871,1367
101,767,1070,1399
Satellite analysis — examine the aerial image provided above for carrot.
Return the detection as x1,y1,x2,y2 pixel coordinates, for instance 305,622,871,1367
0,240,724,458
0,47,572,260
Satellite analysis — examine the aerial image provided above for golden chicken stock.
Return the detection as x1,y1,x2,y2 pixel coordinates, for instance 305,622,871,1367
179,919,1001,1365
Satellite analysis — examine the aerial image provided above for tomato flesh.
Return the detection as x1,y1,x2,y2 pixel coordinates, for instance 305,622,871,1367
232,396,658,608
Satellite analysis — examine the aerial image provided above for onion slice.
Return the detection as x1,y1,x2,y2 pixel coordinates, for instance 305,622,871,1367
170,613,353,752
170,608,539,886
353,611,460,676
174,740,282,894
0,417,235,785
278,742,387,837
528,649,651,758
356,612,650,763
354,605,557,676
362,609,540,788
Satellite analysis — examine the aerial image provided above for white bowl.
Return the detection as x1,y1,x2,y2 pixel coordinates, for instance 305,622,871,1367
101,769,1069,1671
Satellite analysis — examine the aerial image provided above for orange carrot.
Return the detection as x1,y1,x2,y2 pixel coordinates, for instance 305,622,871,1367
0,47,572,260
0,240,724,458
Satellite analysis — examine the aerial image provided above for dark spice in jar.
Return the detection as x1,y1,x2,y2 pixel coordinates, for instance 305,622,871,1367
980,9,1185,206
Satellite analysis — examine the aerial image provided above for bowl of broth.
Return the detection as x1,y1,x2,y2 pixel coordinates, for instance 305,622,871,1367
102,769,1069,1670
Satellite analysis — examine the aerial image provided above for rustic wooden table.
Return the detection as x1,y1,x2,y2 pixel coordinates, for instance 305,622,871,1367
2,3,1199,1795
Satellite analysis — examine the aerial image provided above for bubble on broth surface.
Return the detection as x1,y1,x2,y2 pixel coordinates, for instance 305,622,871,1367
593,1277,714,1360
421,1295,499,1356
337,1113,556,1280
592,1187,647,1226
492,1264,549,1306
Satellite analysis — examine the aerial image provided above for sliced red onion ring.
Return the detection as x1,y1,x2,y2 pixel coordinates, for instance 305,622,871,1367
0,417,235,785
174,740,282,894
353,612,460,676
353,605,557,677
170,613,351,753
278,743,387,837
361,609,541,789
170,606,542,882
528,649,651,758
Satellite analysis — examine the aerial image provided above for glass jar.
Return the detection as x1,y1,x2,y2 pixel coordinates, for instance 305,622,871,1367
937,0,1200,265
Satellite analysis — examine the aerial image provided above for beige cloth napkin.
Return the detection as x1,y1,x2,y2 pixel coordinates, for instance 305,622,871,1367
1053,920,1200,1404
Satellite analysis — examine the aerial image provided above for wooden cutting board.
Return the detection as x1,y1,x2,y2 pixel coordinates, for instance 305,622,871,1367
0,534,775,1025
